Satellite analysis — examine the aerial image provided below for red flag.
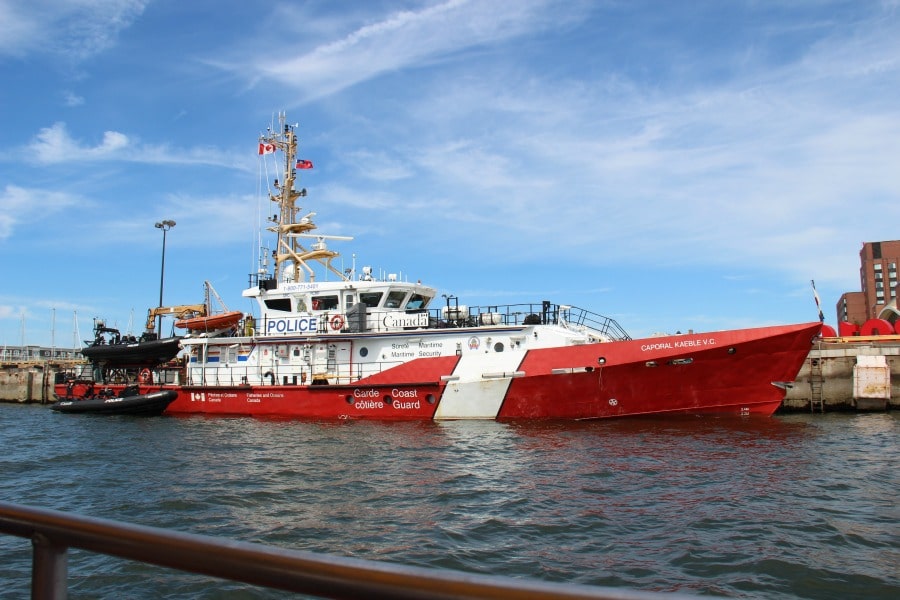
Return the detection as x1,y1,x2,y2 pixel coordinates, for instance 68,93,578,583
258,142,276,155
295,159,313,169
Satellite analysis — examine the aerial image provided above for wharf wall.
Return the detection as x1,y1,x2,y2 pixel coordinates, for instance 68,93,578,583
0,361,83,404
782,341,900,412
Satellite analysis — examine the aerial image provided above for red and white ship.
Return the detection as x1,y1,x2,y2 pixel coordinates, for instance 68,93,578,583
58,114,821,419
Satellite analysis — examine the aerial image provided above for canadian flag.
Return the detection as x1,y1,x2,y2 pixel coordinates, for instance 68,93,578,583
258,142,276,155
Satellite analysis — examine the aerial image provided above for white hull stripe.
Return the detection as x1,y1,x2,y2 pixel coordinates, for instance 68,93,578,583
435,351,524,419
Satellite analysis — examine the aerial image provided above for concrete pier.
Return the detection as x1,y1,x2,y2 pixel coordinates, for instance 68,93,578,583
0,361,83,404
782,341,899,412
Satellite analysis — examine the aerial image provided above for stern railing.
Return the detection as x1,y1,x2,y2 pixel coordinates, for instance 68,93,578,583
1,501,695,600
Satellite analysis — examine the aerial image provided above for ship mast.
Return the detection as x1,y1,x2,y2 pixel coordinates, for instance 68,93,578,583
259,113,347,284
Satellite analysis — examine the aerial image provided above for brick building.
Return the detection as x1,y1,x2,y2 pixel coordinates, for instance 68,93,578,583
836,240,900,325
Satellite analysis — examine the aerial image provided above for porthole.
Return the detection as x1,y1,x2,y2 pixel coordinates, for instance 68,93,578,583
493,342,504,352
345,395,353,404
668,358,693,365
727,347,737,355
426,394,436,404
598,357,607,365
359,347,369,357
384,396,393,405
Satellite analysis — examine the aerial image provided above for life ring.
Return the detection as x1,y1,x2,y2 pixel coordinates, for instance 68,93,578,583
139,369,152,384
330,314,345,331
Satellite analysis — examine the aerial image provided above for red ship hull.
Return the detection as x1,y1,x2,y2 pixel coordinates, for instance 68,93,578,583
61,322,818,420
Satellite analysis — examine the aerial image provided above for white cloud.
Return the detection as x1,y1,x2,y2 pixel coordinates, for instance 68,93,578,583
29,122,130,162
0,185,80,239
218,0,573,102
5,1,900,343
197,1,900,293
25,122,252,169
63,90,85,106
0,0,149,61
333,8,900,288
0,1,38,57
342,150,413,182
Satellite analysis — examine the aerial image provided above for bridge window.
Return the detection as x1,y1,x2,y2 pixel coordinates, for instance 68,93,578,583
385,291,407,308
406,294,430,309
311,295,339,310
264,298,292,312
359,292,382,308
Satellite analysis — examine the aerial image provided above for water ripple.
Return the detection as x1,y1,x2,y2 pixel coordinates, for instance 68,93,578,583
0,405,897,599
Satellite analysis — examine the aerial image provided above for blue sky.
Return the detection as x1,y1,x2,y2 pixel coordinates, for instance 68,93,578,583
2,0,900,348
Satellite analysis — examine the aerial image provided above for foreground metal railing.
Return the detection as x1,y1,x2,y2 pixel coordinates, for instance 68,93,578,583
0,502,698,600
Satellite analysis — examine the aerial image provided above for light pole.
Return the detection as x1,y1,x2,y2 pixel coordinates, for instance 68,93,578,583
154,220,176,337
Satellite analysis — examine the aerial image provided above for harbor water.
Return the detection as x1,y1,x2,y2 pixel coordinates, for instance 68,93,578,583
0,404,897,599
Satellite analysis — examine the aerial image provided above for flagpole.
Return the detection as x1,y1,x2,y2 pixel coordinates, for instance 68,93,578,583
811,280,825,323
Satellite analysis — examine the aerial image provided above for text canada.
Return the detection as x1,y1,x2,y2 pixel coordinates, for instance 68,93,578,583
382,313,429,328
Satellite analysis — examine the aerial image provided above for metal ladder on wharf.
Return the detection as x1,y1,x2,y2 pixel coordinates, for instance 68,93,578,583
808,356,825,413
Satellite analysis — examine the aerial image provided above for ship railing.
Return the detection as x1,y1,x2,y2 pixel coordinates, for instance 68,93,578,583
0,501,690,600
183,363,396,387
186,365,259,387
424,302,631,341
557,306,631,341
246,302,629,340
53,364,95,384
54,363,185,387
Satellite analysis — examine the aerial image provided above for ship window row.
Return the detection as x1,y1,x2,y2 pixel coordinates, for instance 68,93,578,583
264,289,433,313
1,348,79,359
311,295,339,310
